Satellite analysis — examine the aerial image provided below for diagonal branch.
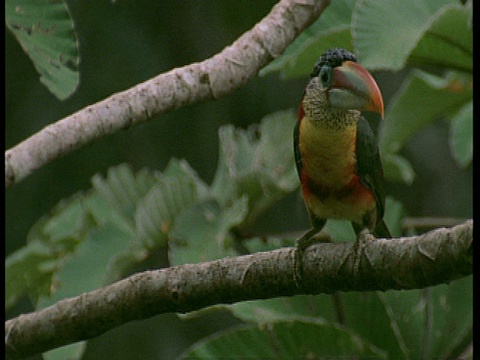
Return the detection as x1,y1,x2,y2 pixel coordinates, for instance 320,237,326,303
5,0,331,188
5,220,472,359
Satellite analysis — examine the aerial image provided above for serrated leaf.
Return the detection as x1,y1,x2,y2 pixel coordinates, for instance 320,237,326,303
5,0,80,100
261,0,356,78
180,320,387,359
168,198,248,265
352,0,455,70
91,164,158,225
6,240,56,310
211,110,298,229
163,158,210,198
135,176,200,250
449,101,472,168
5,194,93,310
379,70,472,154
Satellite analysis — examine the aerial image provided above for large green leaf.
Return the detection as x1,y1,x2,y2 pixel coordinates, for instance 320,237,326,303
261,0,356,78
352,0,458,70
179,320,386,359
379,70,472,182
409,3,472,73
379,276,472,359
5,0,80,99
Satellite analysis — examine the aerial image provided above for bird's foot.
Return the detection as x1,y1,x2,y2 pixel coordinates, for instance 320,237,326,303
293,228,330,291
353,229,375,278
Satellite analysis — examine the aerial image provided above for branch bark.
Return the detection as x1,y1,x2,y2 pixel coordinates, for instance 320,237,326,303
5,0,331,189
5,220,472,359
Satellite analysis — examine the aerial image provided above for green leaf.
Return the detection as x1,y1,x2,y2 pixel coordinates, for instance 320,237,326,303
379,70,472,154
179,320,387,359
5,0,80,100
449,101,472,168
168,198,248,265
352,0,456,70
409,3,472,73
5,193,92,310
383,197,406,238
6,240,57,310
227,295,337,324
261,0,356,78
163,158,210,198
91,164,158,225
43,342,85,360
379,276,472,359
382,152,416,184
36,220,133,360
135,173,202,250
211,110,298,229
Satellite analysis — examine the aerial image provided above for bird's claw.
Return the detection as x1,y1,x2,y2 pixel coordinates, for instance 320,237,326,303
293,229,330,291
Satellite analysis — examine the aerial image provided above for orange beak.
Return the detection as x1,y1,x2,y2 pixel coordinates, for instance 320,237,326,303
329,61,384,119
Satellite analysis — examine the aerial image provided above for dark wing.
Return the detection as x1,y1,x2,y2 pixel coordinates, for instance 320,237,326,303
293,119,302,182
355,116,386,221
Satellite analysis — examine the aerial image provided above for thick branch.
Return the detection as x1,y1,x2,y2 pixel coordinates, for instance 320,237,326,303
5,0,331,188
5,220,472,359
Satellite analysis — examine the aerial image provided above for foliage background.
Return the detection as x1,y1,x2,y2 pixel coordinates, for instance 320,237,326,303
5,1,471,359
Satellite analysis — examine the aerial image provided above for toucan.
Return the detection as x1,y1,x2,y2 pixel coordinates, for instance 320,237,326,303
294,48,391,285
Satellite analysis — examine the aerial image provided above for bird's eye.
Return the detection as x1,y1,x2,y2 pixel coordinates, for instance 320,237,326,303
319,65,332,88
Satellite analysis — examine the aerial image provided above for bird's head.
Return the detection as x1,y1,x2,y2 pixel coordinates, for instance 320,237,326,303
306,48,384,119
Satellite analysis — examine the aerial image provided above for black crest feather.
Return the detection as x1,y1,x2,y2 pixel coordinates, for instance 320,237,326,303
311,48,357,78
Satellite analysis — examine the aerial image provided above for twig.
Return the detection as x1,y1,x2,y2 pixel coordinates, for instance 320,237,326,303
5,0,331,188
5,220,472,359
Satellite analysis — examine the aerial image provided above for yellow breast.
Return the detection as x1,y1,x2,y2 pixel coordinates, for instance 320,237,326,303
299,113,358,189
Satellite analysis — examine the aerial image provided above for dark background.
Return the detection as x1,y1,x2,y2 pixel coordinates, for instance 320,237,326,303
5,2,472,359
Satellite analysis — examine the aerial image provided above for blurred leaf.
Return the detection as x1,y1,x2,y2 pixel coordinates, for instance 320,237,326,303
352,0,456,70
168,198,248,265
5,0,80,100
37,220,133,360
409,3,472,73
43,342,85,360
6,240,57,310
91,164,158,225
382,152,416,185
379,276,472,359
379,70,472,162
135,175,201,250
244,235,295,253
211,110,298,229
429,276,472,358
5,194,92,310
261,0,355,78
227,295,336,324
163,158,210,198
383,196,406,237
180,320,386,359
449,101,472,168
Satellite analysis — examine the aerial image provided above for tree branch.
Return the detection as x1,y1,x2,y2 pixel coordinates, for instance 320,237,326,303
5,0,331,188
5,220,472,359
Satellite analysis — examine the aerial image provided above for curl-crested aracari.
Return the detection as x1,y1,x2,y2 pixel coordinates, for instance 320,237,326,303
293,48,391,286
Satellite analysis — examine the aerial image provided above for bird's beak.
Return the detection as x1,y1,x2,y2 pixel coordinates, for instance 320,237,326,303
329,61,384,119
